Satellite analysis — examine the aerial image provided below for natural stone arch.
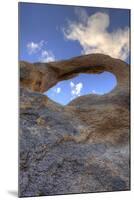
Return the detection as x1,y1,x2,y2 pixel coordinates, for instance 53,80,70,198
20,53,129,95
19,54,130,196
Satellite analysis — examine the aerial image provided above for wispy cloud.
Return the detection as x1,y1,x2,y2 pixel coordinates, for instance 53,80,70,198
91,90,104,95
40,50,55,62
51,87,61,96
56,87,61,93
70,81,83,98
70,81,75,87
26,40,55,63
63,9,129,60
27,40,44,54
92,90,97,94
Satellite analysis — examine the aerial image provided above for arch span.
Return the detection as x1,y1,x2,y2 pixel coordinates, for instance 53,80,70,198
20,53,129,94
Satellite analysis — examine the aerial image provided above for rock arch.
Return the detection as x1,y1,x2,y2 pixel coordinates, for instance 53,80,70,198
19,54,130,196
20,53,129,95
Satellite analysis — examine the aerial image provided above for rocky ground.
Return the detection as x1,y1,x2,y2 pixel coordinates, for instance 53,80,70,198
19,54,130,197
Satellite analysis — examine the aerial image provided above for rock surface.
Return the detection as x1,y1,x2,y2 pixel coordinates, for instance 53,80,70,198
19,54,130,197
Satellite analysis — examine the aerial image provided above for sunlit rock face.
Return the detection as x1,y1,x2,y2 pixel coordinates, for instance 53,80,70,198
19,54,130,197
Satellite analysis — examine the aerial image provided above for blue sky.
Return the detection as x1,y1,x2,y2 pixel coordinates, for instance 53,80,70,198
19,3,130,105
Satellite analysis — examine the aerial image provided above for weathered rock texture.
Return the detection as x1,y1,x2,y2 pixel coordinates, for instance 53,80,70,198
19,54,130,197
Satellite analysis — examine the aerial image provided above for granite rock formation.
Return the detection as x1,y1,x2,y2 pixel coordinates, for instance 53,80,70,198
19,54,130,197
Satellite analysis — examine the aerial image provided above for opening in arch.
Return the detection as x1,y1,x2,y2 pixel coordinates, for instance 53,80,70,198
44,72,117,105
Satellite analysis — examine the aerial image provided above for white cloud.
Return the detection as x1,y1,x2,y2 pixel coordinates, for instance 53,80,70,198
52,87,61,95
63,10,129,60
40,50,55,62
91,90,104,95
70,81,83,97
27,40,44,54
56,87,61,93
70,81,75,87
92,90,96,94
74,7,88,23
27,40,55,63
